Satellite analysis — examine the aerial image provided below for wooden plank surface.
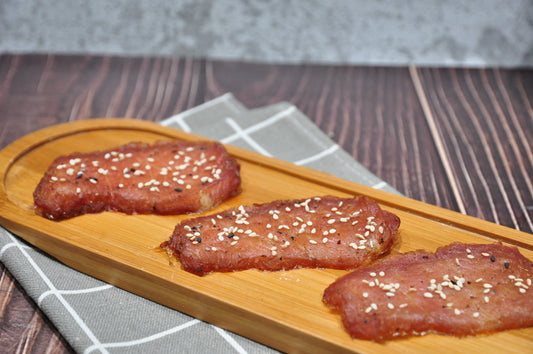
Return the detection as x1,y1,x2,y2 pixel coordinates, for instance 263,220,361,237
0,54,531,353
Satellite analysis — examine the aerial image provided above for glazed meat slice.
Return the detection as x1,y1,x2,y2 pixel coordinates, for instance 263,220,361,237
162,195,400,276
33,140,241,220
323,243,533,341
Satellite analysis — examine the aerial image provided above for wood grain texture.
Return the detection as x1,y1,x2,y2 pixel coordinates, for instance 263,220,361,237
412,68,533,233
0,53,531,352
0,264,73,353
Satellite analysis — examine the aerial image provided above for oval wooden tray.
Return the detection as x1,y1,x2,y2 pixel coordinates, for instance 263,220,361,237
0,118,531,353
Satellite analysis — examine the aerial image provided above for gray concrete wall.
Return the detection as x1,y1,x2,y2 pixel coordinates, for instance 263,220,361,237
1,0,532,67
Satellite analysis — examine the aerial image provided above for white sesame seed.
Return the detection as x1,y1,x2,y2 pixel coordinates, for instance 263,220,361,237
424,292,433,298
473,312,480,318
309,240,318,244
454,309,461,315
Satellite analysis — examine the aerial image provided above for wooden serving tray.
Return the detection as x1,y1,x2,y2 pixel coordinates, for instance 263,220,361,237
0,119,531,353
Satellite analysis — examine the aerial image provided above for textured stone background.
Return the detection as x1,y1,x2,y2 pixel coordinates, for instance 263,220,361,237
1,0,532,67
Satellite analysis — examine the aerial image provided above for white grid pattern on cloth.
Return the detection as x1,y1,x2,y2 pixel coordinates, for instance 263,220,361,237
0,93,397,354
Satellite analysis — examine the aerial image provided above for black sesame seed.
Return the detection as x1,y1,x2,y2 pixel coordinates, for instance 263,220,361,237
422,255,429,259
228,233,234,238
76,172,83,179
174,188,182,192
490,255,496,262
504,262,509,269
196,237,202,243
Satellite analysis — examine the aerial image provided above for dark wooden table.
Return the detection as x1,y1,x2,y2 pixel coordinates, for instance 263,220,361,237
1,54,532,353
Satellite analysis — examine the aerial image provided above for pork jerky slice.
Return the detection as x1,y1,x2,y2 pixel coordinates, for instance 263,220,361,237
323,243,533,342
33,140,241,220
163,195,400,276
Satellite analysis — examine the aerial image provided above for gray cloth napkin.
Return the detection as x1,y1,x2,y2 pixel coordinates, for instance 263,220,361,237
0,93,398,354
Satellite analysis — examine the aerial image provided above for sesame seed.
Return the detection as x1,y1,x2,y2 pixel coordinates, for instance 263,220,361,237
473,312,480,318
388,303,395,309
309,240,318,244
424,292,433,298
454,309,461,315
